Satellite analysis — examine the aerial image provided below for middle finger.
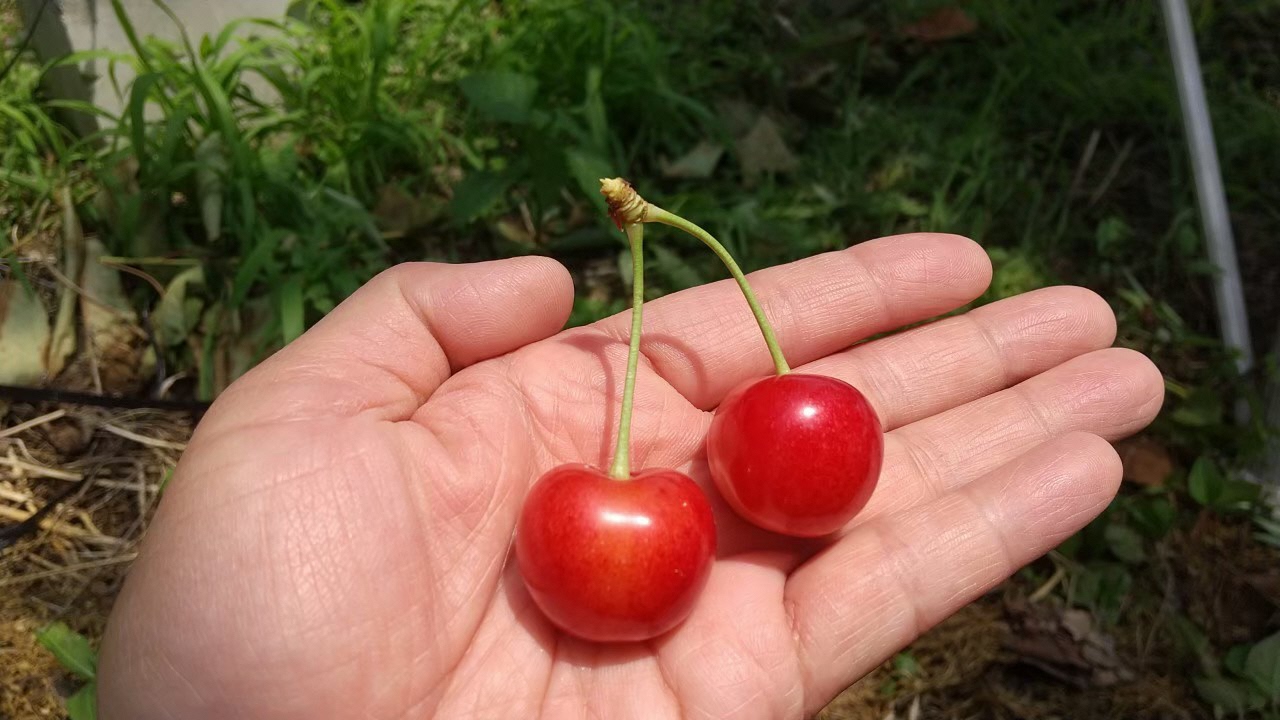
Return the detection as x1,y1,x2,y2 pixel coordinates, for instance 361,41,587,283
794,285,1118,431
848,346,1164,531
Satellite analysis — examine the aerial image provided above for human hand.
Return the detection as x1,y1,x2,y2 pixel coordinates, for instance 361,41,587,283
98,234,1163,719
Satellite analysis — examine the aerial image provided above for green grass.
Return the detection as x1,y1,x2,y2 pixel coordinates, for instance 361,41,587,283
4,1,1280,713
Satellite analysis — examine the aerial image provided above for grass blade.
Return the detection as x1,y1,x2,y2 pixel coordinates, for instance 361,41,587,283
280,277,304,344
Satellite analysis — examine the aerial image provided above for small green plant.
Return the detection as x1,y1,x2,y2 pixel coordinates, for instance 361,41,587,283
0,8,100,266
35,621,98,720
1188,455,1261,514
877,651,922,697
1191,625,1280,719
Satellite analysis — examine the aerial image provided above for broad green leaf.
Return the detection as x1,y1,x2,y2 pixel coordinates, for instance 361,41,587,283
1188,456,1259,512
1226,644,1251,677
1072,563,1131,625
1104,522,1146,564
153,266,207,347
448,171,512,223
458,71,538,124
1188,456,1224,507
565,148,613,216
1194,676,1266,713
1172,388,1224,428
66,680,97,720
649,244,705,292
1217,478,1261,510
35,622,97,680
1245,630,1280,701
1126,495,1176,539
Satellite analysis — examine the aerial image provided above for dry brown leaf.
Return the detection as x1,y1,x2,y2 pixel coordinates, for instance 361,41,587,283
495,216,536,246
901,7,978,42
80,237,151,392
662,141,726,179
736,115,799,181
1003,598,1133,687
0,281,51,385
372,183,439,235
1117,436,1175,486
715,99,758,137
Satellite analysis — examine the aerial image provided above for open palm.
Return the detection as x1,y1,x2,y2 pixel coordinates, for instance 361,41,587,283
99,234,1163,719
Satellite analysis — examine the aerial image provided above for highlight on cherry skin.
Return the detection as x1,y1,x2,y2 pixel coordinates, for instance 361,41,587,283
708,373,884,538
514,464,716,643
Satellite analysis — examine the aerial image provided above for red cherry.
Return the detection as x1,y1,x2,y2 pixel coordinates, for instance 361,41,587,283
707,373,884,537
515,464,716,642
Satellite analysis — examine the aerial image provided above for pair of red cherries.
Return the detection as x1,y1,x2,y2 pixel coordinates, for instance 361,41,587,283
515,180,885,642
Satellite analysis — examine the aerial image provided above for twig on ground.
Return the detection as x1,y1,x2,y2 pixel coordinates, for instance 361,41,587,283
0,409,67,440
0,552,138,588
97,423,187,451
0,450,82,482
1029,565,1066,602
0,506,121,546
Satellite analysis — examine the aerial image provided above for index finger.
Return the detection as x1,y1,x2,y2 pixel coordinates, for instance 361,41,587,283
593,233,992,409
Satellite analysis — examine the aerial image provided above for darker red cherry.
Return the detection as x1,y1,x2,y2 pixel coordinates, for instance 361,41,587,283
515,464,716,642
708,373,883,537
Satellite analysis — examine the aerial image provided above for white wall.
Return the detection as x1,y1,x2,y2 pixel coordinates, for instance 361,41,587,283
18,0,295,130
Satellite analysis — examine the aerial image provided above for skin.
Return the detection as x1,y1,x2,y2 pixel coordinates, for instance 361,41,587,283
708,374,883,537
97,234,1164,720
516,465,716,643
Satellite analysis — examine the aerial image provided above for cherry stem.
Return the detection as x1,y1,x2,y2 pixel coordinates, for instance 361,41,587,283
645,205,791,376
608,222,646,480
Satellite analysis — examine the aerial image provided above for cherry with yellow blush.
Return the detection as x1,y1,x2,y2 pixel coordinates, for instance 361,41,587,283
708,373,882,537
514,193,716,643
603,179,885,538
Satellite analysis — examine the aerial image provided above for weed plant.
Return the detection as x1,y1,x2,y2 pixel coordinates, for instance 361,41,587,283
3,2,1280,713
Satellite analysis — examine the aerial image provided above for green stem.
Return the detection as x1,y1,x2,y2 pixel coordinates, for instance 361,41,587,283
608,223,646,480
645,205,791,375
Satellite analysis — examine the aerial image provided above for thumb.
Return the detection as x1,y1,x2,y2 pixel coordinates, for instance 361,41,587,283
214,256,574,424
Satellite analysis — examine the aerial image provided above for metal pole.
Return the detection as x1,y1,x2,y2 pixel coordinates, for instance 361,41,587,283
1159,0,1254,383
